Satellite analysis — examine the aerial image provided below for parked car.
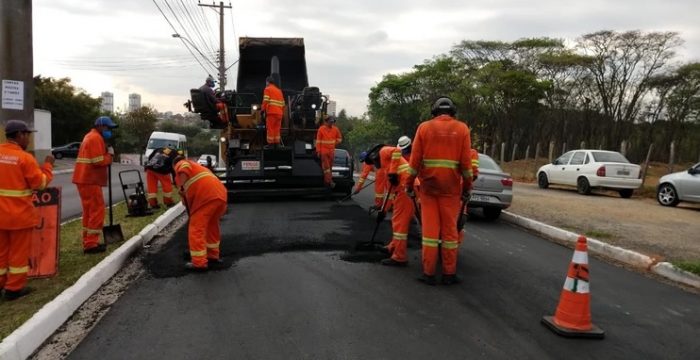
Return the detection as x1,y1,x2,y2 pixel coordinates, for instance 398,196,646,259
51,142,81,159
197,154,217,168
537,150,642,198
332,148,355,196
469,153,513,221
657,162,700,207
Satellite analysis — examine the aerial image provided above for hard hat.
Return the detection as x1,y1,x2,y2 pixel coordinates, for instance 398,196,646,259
431,96,457,117
397,136,412,150
359,151,368,162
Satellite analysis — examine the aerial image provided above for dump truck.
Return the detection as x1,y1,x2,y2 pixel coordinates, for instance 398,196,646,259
187,37,354,197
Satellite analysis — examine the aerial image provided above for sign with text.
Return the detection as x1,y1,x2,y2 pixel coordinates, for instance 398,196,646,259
1,79,24,110
29,187,61,278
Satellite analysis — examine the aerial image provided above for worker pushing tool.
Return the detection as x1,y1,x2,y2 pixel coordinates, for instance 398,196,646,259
406,97,473,286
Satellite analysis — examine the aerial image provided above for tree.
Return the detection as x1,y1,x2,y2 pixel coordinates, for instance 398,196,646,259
34,76,101,145
346,117,399,157
116,106,158,154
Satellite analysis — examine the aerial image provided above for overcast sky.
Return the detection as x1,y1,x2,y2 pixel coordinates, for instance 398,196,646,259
33,0,700,117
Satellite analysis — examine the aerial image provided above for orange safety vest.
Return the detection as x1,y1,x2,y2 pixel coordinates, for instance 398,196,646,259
407,114,472,196
262,83,285,116
175,160,226,213
470,148,480,179
356,163,374,189
72,129,112,186
388,147,412,190
315,125,342,154
0,142,53,229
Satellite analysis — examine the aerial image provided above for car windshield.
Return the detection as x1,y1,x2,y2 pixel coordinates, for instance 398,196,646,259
148,139,178,149
591,151,630,163
477,154,502,172
334,150,349,165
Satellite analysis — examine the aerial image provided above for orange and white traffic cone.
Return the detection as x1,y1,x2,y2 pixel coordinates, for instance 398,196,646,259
542,235,605,339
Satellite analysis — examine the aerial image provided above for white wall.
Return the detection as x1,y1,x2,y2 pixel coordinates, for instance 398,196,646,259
33,109,52,158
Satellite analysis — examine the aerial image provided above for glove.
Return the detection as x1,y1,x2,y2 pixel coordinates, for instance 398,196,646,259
406,186,415,198
388,173,399,186
107,146,115,156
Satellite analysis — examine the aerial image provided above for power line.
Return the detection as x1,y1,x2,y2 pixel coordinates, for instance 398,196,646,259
228,1,238,58
197,0,218,51
175,0,216,58
161,0,217,73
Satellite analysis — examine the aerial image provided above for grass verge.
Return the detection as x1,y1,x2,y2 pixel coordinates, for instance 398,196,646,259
0,193,179,340
672,261,700,276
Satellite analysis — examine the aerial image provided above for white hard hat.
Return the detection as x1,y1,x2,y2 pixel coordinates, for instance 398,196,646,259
397,135,412,150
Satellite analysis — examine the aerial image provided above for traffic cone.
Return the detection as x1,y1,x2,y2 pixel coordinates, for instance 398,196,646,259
542,235,605,339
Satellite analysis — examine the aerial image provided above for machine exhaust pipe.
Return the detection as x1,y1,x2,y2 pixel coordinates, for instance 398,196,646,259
270,56,281,88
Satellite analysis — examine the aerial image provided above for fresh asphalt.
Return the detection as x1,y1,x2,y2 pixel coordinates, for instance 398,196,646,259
67,188,699,359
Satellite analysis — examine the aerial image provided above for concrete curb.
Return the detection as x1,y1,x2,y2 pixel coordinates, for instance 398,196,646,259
501,211,700,289
0,204,185,360
53,169,74,175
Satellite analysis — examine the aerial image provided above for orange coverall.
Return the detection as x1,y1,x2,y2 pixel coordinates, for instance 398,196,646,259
175,160,227,268
355,163,389,208
262,83,285,144
0,142,53,292
145,148,175,208
384,147,414,263
315,125,342,186
72,129,112,250
408,114,472,276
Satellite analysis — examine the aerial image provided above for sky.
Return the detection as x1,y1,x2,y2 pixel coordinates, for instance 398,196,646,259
33,0,700,117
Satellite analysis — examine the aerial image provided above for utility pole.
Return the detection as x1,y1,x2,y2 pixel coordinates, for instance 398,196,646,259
198,1,231,91
0,1,34,136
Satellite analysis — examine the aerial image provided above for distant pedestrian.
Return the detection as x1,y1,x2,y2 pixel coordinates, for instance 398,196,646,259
0,120,55,300
261,76,285,147
72,116,118,254
315,115,342,188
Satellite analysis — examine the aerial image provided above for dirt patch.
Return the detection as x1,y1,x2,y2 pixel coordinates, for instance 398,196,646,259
508,182,700,262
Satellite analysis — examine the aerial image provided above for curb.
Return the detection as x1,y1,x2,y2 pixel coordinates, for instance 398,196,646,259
0,204,185,360
53,169,74,175
501,211,700,289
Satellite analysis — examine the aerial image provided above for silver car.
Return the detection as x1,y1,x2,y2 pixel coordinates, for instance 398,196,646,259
657,162,700,207
469,153,513,220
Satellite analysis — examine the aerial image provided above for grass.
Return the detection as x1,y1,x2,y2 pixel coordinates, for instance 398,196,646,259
559,224,616,240
0,192,179,340
673,261,700,277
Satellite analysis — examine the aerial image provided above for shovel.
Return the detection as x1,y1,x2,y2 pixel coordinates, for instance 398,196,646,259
103,163,124,244
456,193,471,232
337,179,375,203
355,183,394,251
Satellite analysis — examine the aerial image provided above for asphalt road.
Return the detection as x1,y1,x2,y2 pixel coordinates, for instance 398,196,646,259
53,163,143,222
68,188,699,359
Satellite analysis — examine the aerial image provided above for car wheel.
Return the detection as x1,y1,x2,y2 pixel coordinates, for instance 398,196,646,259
54,152,63,159
483,207,502,221
657,183,679,207
577,177,591,195
537,172,549,189
618,189,634,198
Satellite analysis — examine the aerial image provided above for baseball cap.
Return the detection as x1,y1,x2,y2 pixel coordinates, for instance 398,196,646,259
95,116,118,128
4,120,36,135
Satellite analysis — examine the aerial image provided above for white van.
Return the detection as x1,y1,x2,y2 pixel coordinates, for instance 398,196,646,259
144,131,188,164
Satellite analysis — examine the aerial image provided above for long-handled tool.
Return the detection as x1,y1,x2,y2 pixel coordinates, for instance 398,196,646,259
457,193,471,232
103,163,125,244
337,179,375,203
355,183,394,251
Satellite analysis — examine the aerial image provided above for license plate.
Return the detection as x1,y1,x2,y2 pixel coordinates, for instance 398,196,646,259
470,194,491,203
332,171,340,176
241,161,260,171
617,169,630,176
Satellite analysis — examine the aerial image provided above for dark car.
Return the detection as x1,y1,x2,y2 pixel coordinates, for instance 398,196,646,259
332,148,355,195
51,142,81,159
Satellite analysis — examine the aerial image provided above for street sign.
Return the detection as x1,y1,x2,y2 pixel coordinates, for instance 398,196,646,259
29,186,61,278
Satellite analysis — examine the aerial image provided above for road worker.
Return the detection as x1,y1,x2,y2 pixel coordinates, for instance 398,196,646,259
406,97,473,286
0,120,54,300
315,115,342,188
381,145,415,266
144,146,177,209
397,135,412,161
261,76,285,147
173,156,227,271
72,116,118,254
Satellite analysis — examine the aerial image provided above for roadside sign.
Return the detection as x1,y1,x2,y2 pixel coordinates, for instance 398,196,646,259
29,187,61,278
241,160,261,171
1,79,24,110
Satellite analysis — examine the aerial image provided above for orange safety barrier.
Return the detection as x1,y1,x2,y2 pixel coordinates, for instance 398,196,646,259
542,235,605,339
29,187,61,278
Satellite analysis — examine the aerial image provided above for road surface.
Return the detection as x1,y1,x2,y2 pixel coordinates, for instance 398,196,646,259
67,188,699,359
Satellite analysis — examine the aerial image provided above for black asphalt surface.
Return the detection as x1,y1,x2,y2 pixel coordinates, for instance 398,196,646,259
53,163,142,222
68,188,700,359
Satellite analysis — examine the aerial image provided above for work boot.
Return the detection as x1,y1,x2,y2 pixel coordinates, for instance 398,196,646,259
184,262,208,272
207,258,226,270
381,258,407,267
4,287,34,301
417,274,437,286
441,274,462,286
84,244,107,254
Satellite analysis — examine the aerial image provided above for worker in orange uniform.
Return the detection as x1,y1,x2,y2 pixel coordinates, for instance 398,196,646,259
354,150,385,210
315,115,342,188
381,145,415,267
73,116,118,254
406,97,473,286
173,156,227,271
0,120,54,300
144,146,177,209
261,76,285,147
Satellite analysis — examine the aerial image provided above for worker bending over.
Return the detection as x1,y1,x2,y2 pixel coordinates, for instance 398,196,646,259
144,146,177,209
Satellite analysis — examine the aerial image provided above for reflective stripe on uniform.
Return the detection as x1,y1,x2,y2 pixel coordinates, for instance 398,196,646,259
422,237,440,247
190,250,207,257
462,169,474,178
0,189,32,197
375,193,383,198
183,171,217,192
147,193,158,199
422,159,459,169
0,268,7,275
85,227,102,235
442,240,459,249
471,159,479,166
176,162,192,171
9,266,29,274
397,164,410,173
563,277,590,294
76,155,105,164
407,167,417,176
393,232,408,240
323,169,331,173
317,140,336,145
39,174,48,190
206,242,220,249
163,192,172,198
391,152,401,159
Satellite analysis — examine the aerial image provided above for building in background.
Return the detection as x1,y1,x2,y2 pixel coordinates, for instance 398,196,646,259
327,100,337,116
100,91,114,113
128,93,142,112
